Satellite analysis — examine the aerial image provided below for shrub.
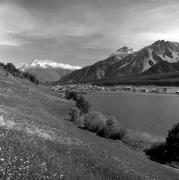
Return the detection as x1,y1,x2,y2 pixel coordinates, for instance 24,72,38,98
65,89,70,99
65,90,90,114
76,95,91,114
83,111,106,133
145,122,179,163
144,143,167,163
98,116,126,140
109,128,127,140
69,107,81,124
0,62,5,68
166,123,179,162
67,91,79,101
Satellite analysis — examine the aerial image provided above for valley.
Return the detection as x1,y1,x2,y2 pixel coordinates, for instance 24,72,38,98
0,67,178,179
2,0,179,179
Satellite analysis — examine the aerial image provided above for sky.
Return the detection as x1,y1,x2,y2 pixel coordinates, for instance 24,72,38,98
0,0,179,67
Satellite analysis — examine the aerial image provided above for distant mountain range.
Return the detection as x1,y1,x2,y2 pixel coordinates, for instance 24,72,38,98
60,40,179,84
60,46,135,83
20,59,81,83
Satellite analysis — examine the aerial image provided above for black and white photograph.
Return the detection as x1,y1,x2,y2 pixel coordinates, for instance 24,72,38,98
0,0,179,179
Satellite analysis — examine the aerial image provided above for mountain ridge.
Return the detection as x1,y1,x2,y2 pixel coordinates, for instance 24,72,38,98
20,59,81,71
60,40,179,83
60,46,135,83
20,59,81,83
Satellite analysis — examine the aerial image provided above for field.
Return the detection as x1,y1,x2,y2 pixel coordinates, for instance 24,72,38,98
0,68,178,179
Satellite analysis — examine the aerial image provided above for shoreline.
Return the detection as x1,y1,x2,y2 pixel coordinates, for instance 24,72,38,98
84,87,179,97
86,90,179,97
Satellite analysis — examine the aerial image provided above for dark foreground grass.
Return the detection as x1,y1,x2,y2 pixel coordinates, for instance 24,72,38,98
0,127,145,180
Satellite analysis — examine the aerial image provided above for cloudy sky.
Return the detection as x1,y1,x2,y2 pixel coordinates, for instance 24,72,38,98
0,0,179,67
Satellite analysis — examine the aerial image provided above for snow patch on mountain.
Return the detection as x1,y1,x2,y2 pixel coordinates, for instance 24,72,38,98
110,46,135,59
21,59,81,71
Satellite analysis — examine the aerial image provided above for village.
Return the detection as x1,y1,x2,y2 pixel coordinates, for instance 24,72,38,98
51,83,179,95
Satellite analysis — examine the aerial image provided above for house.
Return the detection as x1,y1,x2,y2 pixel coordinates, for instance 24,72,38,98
140,88,149,93
150,88,159,93
123,86,132,91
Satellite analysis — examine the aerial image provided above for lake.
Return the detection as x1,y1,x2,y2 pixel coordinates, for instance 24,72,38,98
85,92,179,137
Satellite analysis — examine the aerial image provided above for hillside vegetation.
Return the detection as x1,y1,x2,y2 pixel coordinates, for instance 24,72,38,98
0,68,178,179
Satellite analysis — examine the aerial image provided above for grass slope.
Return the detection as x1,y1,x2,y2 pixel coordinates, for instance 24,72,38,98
0,69,178,179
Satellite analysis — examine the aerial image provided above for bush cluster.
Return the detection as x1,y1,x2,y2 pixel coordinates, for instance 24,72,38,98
145,122,179,163
84,113,126,140
65,90,79,101
97,116,126,140
83,111,106,132
66,90,126,141
69,108,126,141
65,90,91,114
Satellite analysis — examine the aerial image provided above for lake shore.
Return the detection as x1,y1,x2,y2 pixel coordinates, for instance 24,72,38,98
85,85,179,97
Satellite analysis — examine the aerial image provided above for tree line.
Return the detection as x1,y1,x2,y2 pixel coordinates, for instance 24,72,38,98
0,62,39,84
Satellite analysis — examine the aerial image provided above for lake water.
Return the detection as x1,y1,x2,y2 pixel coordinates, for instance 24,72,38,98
85,92,179,137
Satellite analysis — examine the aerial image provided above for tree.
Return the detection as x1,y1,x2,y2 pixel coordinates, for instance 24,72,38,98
65,89,70,99
166,123,179,162
5,63,16,74
145,122,179,163
76,95,91,114
23,72,39,84
65,90,79,101
69,91,79,101
69,107,81,123
0,62,5,68
83,111,106,132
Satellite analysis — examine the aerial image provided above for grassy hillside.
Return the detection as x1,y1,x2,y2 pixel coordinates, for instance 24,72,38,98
0,68,178,179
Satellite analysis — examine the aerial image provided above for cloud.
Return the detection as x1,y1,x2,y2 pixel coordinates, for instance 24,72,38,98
1,0,179,66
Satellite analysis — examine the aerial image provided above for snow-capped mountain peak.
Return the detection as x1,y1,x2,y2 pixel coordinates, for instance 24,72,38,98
110,46,135,60
115,46,135,54
21,59,81,71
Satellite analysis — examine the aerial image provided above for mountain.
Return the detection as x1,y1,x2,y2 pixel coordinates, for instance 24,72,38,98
142,60,179,75
21,59,81,71
107,40,179,78
60,46,135,83
20,59,81,83
60,40,179,83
